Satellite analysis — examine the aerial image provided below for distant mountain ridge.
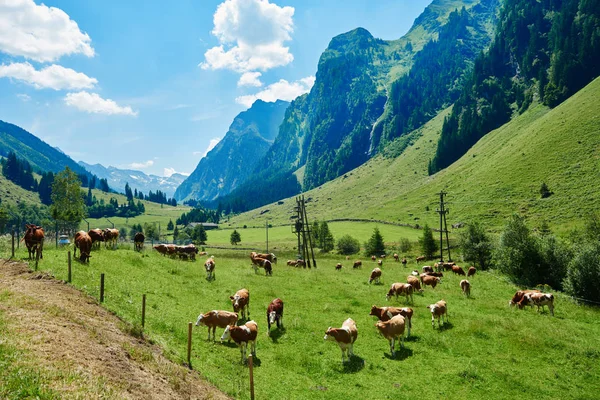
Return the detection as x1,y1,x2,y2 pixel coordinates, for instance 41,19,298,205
78,161,186,198
175,99,289,202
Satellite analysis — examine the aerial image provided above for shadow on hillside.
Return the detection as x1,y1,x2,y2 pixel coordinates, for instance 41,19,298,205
342,355,365,373
268,326,286,343
384,346,413,361
405,334,420,343
439,321,454,331
221,341,238,349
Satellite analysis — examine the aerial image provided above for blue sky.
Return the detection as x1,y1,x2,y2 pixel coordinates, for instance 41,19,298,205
0,0,431,177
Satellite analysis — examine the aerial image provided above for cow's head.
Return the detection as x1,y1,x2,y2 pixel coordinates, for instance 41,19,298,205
79,252,91,263
324,327,334,341
369,305,380,317
220,325,232,342
268,311,277,325
195,314,205,326
230,295,241,311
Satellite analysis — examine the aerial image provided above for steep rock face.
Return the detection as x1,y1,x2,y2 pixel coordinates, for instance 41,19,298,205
174,99,289,201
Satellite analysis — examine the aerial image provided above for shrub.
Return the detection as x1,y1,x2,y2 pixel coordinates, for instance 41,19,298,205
459,222,493,270
364,227,385,256
418,224,437,259
230,230,241,245
540,182,553,198
564,243,600,302
337,235,361,255
399,237,411,253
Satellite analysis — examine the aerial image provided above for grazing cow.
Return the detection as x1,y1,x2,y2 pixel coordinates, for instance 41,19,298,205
411,270,419,276
153,244,168,256
375,314,406,357
336,263,343,271
199,251,208,256
509,290,541,307
380,254,386,259
195,310,238,341
519,293,555,316
134,232,145,251
467,266,476,277
427,300,448,328
437,262,456,272
22,224,44,260
377,259,383,267
401,258,407,267
165,244,178,257
295,259,306,268
252,252,277,264
393,253,399,262
416,255,426,263
230,289,250,320
177,244,199,260
422,275,441,289
221,320,258,363
460,280,471,297
424,271,444,278
324,318,358,363
205,256,215,280
103,228,119,248
386,283,414,304
353,260,362,269
370,305,413,337
406,275,424,294
287,260,296,266
251,255,273,275
88,228,104,250
452,265,466,276
73,231,92,263
371,255,377,261
422,265,433,273
369,268,382,284
267,298,284,335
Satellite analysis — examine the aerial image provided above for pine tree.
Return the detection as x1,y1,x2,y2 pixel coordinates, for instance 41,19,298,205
230,229,241,245
167,219,174,230
50,167,86,231
419,224,437,259
365,227,385,256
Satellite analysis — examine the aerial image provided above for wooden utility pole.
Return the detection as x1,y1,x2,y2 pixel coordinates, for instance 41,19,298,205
436,191,452,262
292,196,317,268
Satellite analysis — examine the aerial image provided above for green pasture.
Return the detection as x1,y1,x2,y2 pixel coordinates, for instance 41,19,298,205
5,242,600,400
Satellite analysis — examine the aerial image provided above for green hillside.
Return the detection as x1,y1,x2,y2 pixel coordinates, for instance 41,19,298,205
228,77,600,235
0,165,41,206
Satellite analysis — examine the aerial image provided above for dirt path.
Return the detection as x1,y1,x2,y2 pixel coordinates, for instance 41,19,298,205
0,259,230,399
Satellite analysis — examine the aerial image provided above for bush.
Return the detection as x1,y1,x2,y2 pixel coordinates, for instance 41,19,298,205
459,222,493,270
540,182,553,198
399,237,411,253
418,224,437,259
364,227,385,256
337,235,361,255
564,242,600,302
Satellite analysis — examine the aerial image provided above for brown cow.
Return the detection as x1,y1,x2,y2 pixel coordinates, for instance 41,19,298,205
451,265,466,276
353,260,362,269
195,310,238,341
251,255,272,275
460,280,471,297
221,320,258,363
424,271,444,278
133,232,145,251
393,253,399,262
74,230,92,263
509,290,541,307
252,252,277,264
422,265,434,273
422,275,441,289
370,305,413,337
88,228,104,250
416,255,426,263
103,228,119,249
407,275,424,294
371,255,377,261
369,267,382,284
427,300,448,328
230,289,250,320
287,260,296,266
336,263,343,271
519,293,555,316
205,256,215,280
22,224,44,260
295,259,306,268
377,259,383,267
153,244,168,256
467,266,476,277
324,318,358,363
177,244,199,260
375,314,406,357
401,258,407,267
267,298,284,335
386,283,413,304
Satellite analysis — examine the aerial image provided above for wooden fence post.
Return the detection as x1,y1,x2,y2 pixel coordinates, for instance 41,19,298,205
11,230,15,259
67,251,72,283
142,294,146,328
187,322,193,369
249,354,255,400
35,246,39,271
100,273,105,302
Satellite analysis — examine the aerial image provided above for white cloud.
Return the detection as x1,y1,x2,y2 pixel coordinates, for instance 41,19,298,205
235,76,315,107
195,138,221,158
64,91,138,116
238,71,263,87
0,0,94,62
128,160,154,169
200,0,294,73
16,93,31,102
163,167,190,177
0,62,97,90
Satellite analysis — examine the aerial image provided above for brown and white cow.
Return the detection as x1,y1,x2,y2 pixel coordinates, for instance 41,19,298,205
460,280,471,297
467,266,477,277
195,310,238,341
519,293,555,316
452,265,466,276
295,259,306,268
252,252,277,264
393,253,399,262
416,255,426,263
377,259,383,267
353,260,362,269
287,260,296,266
324,318,358,363
422,275,441,289
375,314,406,357
424,271,444,278
267,298,284,335
251,255,272,275
370,305,413,337
427,300,448,328
401,258,407,267
386,283,414,304
436,262,456,272
153,244,168,256
369,267,382,284
509,290,541,307
230,289,250,320
103,228,119,249
22,224,44,260
422,265,434,273
205,256,215,280
177,244,199,260
336,263,343,271
133,232,145,251
406,275,424,294
88,228,104,250
74,230,92,263
371,255,377,261
221,320,258,363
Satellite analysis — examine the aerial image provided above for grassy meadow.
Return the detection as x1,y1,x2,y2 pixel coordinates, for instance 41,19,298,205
4,239,599,399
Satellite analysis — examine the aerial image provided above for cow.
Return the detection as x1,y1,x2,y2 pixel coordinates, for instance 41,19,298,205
177,244,199,260
103,228,119,249
467,266,476,277
133,232,145,251
353,260,362,269
380,254,386,259
267,298,284,335
153,244,168,256
375,314,406,357
221,320,258,364
199,251,208,256
460,280,471,297
411,270,419,276
452,265,466,276
393,253,399,262
295,259,306,268
287,260,296,266
416,255,426,263
336,263,343,271
252,252,277,264
422,275,441,289
436,262,456,272
324,318,358,363
73,230,92,263
424,271,444,278
251,255,272,275
205,256,215,280
377,259,383,267
370,305,413,337
509,290,541,307
165,244,178,257
406,275,424,294
422,265,434,273
230,289,250,320
88,228,104,250
401,258,407,267
386,283,414,304
22,224,44,260
369,268,382,284
371,255,376,261
427,300,448,328
195,310,238,341
346,256,350,260
519,293,555,316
